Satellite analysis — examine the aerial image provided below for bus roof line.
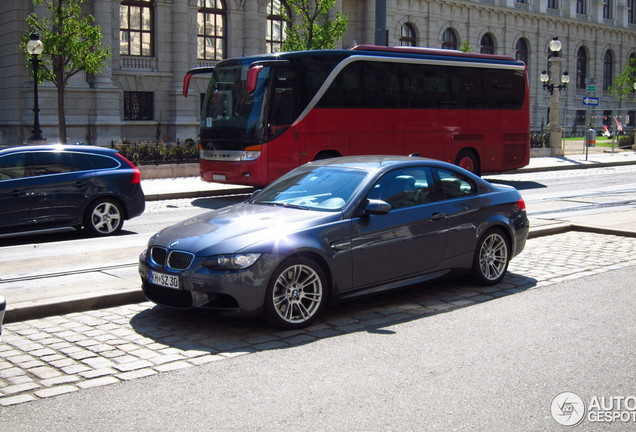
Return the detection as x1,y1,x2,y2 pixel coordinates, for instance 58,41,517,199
294,54,525,125
352,44,519,63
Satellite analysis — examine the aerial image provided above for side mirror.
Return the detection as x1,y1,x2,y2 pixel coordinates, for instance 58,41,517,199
363,199,392,215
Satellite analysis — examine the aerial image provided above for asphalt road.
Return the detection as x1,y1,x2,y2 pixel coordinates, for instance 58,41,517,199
1,265,634,431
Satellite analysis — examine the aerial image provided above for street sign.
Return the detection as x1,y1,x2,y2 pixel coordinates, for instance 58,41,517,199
586,85,597,92
583,97,599,106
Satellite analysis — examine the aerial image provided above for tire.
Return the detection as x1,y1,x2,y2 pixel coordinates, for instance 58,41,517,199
455,149,481,176
471,229,510,285
264,257,327,329
84,198,124,236
313,151,339,161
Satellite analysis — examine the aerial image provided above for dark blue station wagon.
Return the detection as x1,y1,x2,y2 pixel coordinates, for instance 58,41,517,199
0,144,145,238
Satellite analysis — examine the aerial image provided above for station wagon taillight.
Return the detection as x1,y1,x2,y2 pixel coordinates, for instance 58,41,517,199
118,153,142,184
517,198,526,212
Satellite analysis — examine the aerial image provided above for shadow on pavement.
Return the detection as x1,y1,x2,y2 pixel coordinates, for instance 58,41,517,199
129,271,539,355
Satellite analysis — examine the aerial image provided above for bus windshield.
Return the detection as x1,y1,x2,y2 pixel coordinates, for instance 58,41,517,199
200,62,271,149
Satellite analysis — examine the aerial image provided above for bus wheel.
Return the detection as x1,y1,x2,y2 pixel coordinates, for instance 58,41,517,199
313,151,339,161
455,149,481,176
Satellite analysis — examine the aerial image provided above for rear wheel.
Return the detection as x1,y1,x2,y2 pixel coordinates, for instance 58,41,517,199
84,198,124,236
264,257,327,329
471,229,510,285
455,149,481,176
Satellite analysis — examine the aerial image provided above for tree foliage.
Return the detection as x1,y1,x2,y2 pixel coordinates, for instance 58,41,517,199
608,57,636,101
281,0,348,51
21,0,111,141
459,40,473,53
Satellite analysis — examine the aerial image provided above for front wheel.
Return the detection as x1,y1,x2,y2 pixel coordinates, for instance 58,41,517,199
471,229,510,285
84,198,124,236
264,257,327,329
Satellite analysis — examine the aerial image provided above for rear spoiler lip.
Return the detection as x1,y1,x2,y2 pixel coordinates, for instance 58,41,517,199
183,66,215,97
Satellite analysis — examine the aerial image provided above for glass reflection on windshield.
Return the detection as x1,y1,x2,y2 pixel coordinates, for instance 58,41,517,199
253,166,368,211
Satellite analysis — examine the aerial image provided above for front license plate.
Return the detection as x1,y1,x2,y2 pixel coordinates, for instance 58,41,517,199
150,270,180,290
213,174,226,182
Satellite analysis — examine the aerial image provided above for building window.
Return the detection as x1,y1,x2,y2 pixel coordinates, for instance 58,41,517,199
266,0,288,53
515,38,529,67
629,0,635,24
400,23,417,47
603,50,614,90
575,110,586,126
627,110,635,127
480,33,495,54
548,0,559,9
124,92,154,121
516,0,528,3
603,0,612,19
576,0,587,14
576,47,588,89
442,29,457,50
120,0,153,56
197,0,226,61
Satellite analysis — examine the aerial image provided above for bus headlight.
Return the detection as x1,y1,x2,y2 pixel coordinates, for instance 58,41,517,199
241,150,261,161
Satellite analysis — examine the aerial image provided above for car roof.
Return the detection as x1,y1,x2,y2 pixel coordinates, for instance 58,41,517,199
0,144,118,156
306,155,466,174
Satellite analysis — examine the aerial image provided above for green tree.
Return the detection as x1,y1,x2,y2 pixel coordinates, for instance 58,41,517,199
281,0,348,51
608,57,636,101
459,40,473,53
21,0,111,142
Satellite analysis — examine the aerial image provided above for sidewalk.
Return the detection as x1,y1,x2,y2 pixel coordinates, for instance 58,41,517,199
1,146,635,326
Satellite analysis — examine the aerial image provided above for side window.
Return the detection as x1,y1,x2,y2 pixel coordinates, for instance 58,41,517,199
435,168,477,199
86,154,120,170
28,152,75,176
368,167,434,209
0,153,27,180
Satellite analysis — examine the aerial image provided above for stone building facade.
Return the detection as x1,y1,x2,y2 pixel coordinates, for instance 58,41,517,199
1,0,635,146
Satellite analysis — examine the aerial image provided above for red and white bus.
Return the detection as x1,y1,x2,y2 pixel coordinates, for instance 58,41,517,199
184,45,530,186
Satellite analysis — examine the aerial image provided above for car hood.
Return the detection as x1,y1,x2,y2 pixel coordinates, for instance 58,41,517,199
148,202,340,255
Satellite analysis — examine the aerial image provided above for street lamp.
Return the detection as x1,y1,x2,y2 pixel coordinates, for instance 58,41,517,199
26,32,46,142
540,37,568,155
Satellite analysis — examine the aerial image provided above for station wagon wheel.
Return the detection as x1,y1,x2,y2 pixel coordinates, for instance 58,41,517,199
472,229,510,285
265,257,327,329
84,198,124,236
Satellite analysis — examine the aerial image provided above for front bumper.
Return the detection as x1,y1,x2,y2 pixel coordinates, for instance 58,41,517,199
138,252,282,318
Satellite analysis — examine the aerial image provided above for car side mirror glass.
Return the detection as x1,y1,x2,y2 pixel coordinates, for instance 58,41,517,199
364,199,392,215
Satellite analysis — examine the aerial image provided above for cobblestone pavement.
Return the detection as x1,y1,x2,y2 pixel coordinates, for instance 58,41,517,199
1,231,635,407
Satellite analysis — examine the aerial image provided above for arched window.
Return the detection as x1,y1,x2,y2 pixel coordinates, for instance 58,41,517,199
480,34,495,54
576,47,588,89
120,0,154,56
442,29,457,50
266,0,288,53
603,50,614,90
197,0,226,61
515,38,529,67
400,23,417,47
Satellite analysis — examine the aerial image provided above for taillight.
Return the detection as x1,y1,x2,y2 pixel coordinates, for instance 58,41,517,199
118,153,142,184
517,198,526,212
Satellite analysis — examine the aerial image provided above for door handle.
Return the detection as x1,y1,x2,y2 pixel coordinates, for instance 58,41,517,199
431,212,446,220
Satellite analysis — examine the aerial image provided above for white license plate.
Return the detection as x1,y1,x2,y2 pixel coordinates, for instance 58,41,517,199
150,270,180,290
213,174,226,182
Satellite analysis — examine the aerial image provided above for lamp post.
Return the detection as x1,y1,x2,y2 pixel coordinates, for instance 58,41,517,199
540,37,569,155
26,32,46,142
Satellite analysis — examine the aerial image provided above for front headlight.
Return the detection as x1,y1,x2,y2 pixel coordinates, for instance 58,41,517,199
241,150,261,161
202,253,261,270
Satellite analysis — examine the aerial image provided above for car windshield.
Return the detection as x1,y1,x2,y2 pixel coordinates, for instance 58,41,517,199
252,165,369,211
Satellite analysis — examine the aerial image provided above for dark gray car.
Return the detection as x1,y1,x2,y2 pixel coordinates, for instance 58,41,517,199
140,156,529,329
